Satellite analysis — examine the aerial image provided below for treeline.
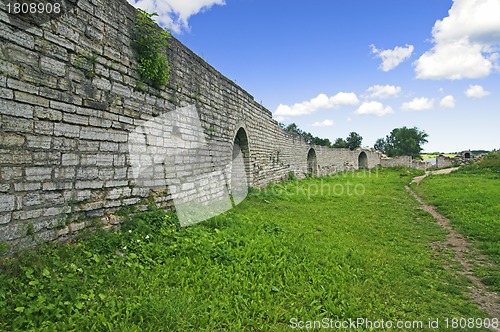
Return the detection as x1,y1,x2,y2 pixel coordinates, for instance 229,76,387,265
279,123,363,150
278,123,430,160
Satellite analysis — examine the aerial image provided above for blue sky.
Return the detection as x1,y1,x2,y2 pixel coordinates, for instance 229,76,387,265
128,0,500,153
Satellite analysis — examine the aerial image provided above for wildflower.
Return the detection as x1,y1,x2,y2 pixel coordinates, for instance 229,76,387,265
123,246,127,250
145,235,150,239
128,230,132,233
136,239,141,243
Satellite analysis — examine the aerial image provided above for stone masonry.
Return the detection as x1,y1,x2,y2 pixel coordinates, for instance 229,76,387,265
0,0,382,249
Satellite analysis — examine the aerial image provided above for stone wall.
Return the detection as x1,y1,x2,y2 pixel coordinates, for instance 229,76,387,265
0,0,381,248
380,156,431,170
435,152,478,169
380,156,412,168
411,160,431,170
436,156,455,169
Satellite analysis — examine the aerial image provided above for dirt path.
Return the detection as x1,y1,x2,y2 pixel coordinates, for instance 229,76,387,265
406,169,500,329
410,167,460,184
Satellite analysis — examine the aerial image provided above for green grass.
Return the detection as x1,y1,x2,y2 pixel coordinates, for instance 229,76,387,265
0,168,492,331
414,152,500,292
421,153,456,160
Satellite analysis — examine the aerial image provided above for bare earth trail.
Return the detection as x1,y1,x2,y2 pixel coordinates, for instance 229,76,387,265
405,168,500,330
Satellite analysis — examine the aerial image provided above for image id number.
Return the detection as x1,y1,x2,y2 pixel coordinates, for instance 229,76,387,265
7,2,61,14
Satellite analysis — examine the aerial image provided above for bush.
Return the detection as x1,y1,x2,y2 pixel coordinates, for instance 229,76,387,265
133,10,170,90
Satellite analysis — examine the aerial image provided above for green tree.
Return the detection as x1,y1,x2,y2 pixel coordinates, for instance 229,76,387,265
332,138,349,149
374,127,428,159
132,10,171,90
374,138,386,153
278,123,334,148
312,137,332,147
285,123,303,136
302,131,314,144
346,132,363,150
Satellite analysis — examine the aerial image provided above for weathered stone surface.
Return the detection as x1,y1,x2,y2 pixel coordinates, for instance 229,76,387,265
61,153,79,166
40,56,67,77
7,78,39,94
14,91,50,107
33,120,54,135
1,115,34,132
0,222,27,240
0,98,34,118
54,122,81,138
0,214,11,225
0,132,25,147
0,21,35,49
63,113,89,126
50,101,77,113
0,149,32,164
34,108,63,121
0,59,20,77
0,87,13,99
25,167,52,181
54,167,76,180
14,182,42,192
0,167,23,180
0,194,16,212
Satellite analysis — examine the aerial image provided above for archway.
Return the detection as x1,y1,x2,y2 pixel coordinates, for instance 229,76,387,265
307,148,318,176
230,127,251,205
464,152,471,159
358,151,368,169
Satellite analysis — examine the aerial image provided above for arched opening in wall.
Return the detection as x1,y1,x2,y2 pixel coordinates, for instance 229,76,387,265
307,148,318,177
464,152,471,159
358,151,368,169
231,127,251,206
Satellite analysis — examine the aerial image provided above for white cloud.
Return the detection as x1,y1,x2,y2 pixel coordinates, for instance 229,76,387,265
330,92,360,106
401,97,435,111
366,85,401,99
128,0,225,33
440,95,456,108
312,119,335,127
414,0,500,80
355,101,393,117
465,85,490,98
371,44,414,71
275,92,359,117
415,40,492,79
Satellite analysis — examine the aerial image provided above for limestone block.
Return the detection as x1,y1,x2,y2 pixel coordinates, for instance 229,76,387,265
0,98,34,118
61,153,79,166
25,167,52,181
34,108,63,121
0,59,20,77
40,56,66,77
54,122,81,138
0,149,32,164
0,222,26,240
0,132,25,147
0,194,16,212
63,113,89,126
44,31,76,51
14,91,50,107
